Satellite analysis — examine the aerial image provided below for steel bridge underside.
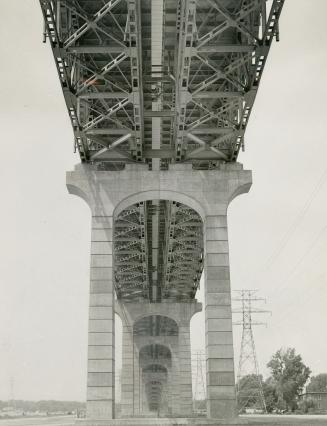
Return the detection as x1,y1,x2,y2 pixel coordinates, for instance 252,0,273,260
41,0,283,168
41,0,283,302
40,1,284,419
114,200,203,301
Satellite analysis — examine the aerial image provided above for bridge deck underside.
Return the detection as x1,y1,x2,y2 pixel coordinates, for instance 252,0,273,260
40,0,284,169
114,200,203,301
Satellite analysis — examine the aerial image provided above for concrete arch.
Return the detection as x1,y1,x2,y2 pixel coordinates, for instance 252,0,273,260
133,315,179,337
113,190,206,221
127,309,182,327
142,365,169,386
139,344,172,368
121,302,202,327
145,379,166,412
142,364,168,374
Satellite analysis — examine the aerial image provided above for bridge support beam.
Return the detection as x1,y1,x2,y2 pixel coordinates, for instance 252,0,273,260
87,216,115,419
205,215,236,418
66,162,252,422
120,320,134,416
178,322,194,415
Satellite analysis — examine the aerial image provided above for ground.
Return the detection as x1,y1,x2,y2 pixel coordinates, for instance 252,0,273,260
243,414,327,424
2,415,327,426
0,416,74,426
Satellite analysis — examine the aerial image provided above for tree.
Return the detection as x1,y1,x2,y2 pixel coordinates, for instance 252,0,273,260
298,397,317,414
267,348,311,411
237,374,265,410
262,377,278,413
307,374,327,392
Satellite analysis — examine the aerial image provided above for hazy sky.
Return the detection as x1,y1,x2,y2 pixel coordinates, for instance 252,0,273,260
0,1,326,401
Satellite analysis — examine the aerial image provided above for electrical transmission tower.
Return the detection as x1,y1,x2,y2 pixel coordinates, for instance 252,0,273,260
233,290,270,413
193,350,206,401
191,350,206,415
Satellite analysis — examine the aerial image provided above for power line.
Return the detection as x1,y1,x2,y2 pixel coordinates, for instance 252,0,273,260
233,290,269,413
250,166,327,286
271,225,327,325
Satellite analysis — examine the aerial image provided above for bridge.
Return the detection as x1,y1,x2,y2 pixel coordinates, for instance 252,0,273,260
39,0,284,424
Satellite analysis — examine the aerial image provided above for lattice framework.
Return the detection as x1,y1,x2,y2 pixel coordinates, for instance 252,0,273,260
114,200,203,301
40,0,284,169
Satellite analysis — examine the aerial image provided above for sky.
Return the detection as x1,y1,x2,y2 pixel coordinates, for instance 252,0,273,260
0,0,326,402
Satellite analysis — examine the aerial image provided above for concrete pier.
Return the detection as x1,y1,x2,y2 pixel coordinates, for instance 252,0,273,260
67,163,252,423
116,302,201,417
87,215,115,419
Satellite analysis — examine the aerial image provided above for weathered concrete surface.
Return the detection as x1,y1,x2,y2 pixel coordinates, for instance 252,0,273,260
117,302,201,417
67,163,252,421
87,216,115,419
66,163,251,219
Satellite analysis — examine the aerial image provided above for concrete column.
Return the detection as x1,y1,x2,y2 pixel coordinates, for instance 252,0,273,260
67,162,252,421
120,323,134,416
87,216,115,419
133,351,141,414
166,371,173,415
170,357,181,415
178,323,193,415
204,215,236,419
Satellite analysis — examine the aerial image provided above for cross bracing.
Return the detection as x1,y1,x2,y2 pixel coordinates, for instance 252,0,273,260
114,200,203,301
40,0,284,169
41,2,285,418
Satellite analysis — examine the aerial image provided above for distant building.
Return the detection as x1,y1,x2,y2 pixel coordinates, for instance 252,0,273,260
302,391,327,411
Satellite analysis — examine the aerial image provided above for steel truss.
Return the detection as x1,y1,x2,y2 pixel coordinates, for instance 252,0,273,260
114,201,203,301
40,0,284,169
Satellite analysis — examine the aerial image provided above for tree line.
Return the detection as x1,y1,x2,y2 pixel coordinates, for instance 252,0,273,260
238,347,327,413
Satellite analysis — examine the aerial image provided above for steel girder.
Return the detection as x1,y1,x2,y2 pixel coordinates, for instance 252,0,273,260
173,0,285,168
113,203,149,300
40,0,143,164
40,0,284,169
114,200,203,301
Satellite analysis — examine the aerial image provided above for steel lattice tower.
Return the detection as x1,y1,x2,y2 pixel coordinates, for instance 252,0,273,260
192,350,206,402
233,290,269,413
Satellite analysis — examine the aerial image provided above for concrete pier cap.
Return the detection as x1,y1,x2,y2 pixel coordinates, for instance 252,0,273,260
66,162,252,218
66,162,252,423
115,301,202,326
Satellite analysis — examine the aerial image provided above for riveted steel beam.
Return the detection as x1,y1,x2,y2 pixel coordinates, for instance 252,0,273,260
40,0,284,167
126,0,144,162
173,0,197,161
63,0,123,48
